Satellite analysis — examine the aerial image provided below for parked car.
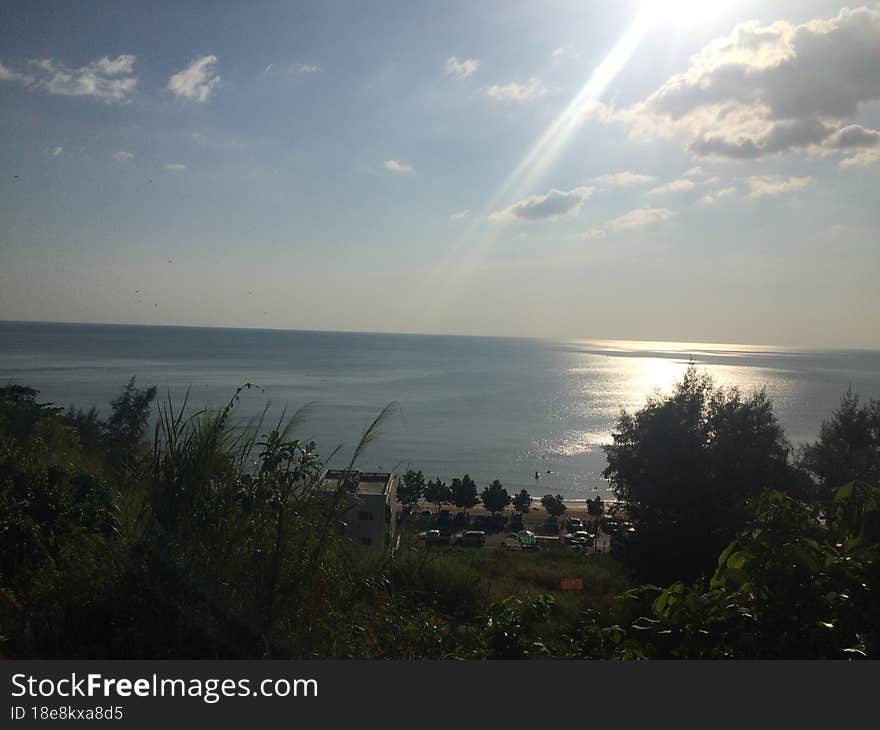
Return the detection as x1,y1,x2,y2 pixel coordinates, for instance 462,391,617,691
567,517,584,531
500,532,524,550
563,530,596,546
540,521,561,535
419,529,451,545
455,530,486,547
601,518,621,535
500,531,537,550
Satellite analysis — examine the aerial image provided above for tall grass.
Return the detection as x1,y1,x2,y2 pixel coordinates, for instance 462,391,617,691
120,387,397,657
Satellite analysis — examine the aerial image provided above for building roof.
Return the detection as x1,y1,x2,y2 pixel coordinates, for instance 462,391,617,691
321,469,392,495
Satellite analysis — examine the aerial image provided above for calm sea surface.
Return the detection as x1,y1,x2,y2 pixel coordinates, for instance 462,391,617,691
2,321,880,499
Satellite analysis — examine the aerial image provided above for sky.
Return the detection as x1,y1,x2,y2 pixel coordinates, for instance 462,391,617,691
1,0,878,348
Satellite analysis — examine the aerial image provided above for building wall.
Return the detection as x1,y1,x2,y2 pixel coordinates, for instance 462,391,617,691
343,480,395,549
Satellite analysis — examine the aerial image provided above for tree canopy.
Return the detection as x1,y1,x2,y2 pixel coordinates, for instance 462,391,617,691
481,479,511,516
398,469,426,512
512,489,532,515
452,474,480,513
540,493,566,518
800,388,880,498
424,477,452,512
602,364,794,580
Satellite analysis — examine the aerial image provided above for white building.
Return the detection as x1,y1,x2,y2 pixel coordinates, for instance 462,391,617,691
320,469,396,549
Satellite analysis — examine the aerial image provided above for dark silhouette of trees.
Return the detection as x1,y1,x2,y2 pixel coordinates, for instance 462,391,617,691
398,469,426,513
452,474,480,514
0,385,62,439
603,364,795,581
481,479,511,516
540,493,566,518
512,488,532,516
800,388,880,497
424,477,452,513
587,495,603,530
104,376,157,468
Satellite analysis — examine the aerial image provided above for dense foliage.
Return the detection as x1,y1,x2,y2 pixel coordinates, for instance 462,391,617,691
1,369,878,659
603,365,799,581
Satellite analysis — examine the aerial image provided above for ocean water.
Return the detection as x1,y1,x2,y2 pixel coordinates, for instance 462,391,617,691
2,321,880,500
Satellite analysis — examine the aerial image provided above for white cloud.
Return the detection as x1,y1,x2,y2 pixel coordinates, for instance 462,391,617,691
291,63,321,74
699,187,738,205
167,55,220,102
449,209,471,221
113,150,133,162
745,175,813,199
0,55,137,102
552,45,582,61
0,62,32,83
585,208,676,238
489,186,595,222
164,163,187,171
485,77,549,102
445,56,479,79
44,146,63,157
584,7,880,162
839,149,880,168
384,160,413,174
648,178,697,195
593,171,656,188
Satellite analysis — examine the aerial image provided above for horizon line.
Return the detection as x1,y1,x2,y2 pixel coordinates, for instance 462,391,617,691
2,318,877,353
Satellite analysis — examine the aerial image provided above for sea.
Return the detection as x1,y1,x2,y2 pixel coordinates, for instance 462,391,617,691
2,321,880,500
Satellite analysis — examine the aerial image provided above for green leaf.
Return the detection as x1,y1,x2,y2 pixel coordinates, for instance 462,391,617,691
717,539,738,569
834,482,854,502
726,551,750,571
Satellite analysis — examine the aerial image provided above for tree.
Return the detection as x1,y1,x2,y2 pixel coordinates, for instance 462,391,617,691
397,469,426,514
800,388,880,498
452,474,480,514
424,478,452,513
105,376,157,468
481,479,511,517
587,495,604,530
512,488,532,516
541,493,566,518
0,384,62,440
602,364,794,581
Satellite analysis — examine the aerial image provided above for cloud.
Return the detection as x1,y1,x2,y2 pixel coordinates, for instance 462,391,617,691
593,171,656,187
648,178,697,195
745,175,813,199
839,149,880,168
699,187,738,205
485,77,549,102
0,55,137,102
585,7,880,162
292,63,321,73
0,61,32,83
113,150,133,162
445,56,479,79
824,124,880,149
167,55,220,102
44,146,63,157
552,45,582,61
585,207,676,238
384,160,413,173
164,163,187,171
489,186,595,222
449,209,471,221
